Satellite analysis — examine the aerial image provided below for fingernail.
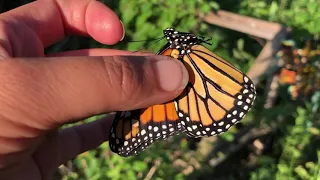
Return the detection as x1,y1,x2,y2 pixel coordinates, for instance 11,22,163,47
120,20,125,41
154,59,189,92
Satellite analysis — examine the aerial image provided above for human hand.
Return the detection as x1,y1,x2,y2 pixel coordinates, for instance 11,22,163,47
0,1,188,179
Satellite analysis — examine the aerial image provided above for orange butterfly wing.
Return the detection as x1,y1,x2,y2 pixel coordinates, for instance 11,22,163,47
109,101,183,157
174,45,256,137
109,46,186,157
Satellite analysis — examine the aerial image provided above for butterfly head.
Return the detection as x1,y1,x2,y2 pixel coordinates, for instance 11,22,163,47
163,28,198,50
163,27,176,37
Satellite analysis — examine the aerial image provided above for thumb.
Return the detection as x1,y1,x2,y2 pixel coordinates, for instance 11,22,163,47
0,55,188,129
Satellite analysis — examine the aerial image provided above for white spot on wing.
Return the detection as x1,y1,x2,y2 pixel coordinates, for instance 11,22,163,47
232,110,238,115
141,130,146,135
244,76,249,83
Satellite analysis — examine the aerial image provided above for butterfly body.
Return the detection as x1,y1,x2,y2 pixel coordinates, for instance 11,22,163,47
109,28,256,157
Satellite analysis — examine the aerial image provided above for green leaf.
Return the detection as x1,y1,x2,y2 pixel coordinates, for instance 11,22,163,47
295,165,311,179
269,1,278,21
295,11,309,24
120,1,138,25
237,38,245,50
133,161,147,172
305,162,316,169
221,132,235,142
307,2,318,14
200,4,211,13
209,2,220,10
126,170,137,180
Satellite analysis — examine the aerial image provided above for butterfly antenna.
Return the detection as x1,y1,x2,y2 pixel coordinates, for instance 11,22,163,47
205,37,213,45
122,36,164,43
197,35,213,45
132,36,166,53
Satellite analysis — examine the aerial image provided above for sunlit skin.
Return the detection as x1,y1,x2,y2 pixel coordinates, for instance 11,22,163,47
0,1,189,179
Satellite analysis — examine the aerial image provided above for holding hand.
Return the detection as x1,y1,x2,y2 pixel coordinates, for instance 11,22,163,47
0,1,188,179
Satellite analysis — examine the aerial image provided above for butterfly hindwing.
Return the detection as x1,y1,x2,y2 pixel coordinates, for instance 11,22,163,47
175,45,256,137
109,102,183,157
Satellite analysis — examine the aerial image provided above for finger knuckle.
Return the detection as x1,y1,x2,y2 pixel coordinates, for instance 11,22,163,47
102,57,143,104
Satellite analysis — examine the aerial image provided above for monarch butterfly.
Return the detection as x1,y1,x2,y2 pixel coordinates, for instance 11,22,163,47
109,28,256,157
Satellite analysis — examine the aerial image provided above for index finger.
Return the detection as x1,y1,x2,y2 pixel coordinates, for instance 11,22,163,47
1,0,124,46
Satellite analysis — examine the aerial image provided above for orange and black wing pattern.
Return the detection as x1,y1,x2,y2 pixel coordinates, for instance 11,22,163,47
109,28,256,157
174,44,256,137
109,102,184,157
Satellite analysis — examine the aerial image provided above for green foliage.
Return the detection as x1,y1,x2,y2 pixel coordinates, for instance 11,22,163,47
238,0,320,41
102,0,220,53
250,156,278,180
249,103,320,180
275,106,315,179
60,137,188,180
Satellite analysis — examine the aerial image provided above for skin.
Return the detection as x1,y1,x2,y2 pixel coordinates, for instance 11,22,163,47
0,0,188,179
